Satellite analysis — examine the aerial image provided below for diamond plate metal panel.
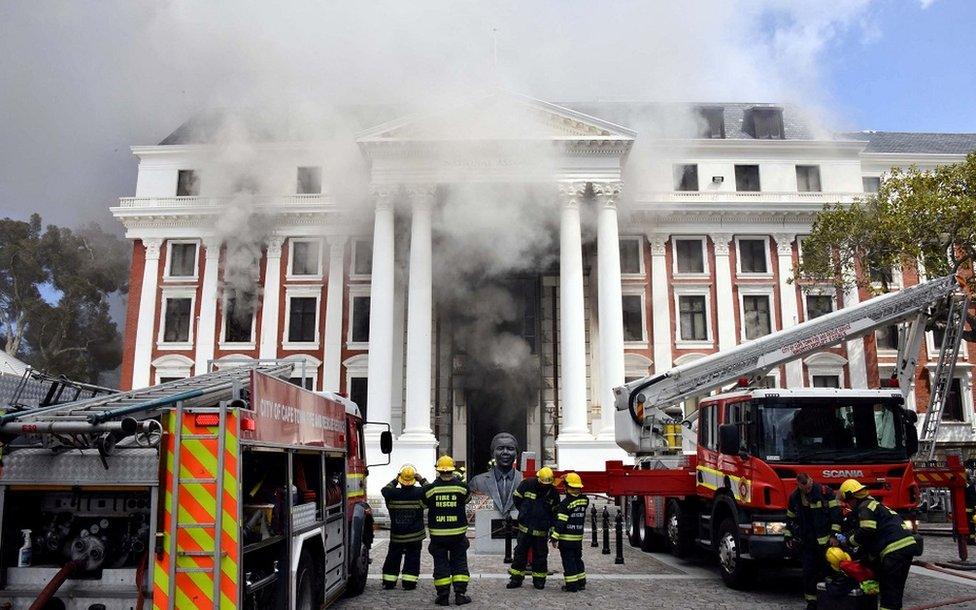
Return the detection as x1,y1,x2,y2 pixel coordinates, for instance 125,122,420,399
1,448,160,486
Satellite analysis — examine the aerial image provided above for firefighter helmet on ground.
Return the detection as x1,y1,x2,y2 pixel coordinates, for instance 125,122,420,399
565,472,583,489
826,546,851,571
398,464,417,486
840,479,868,500
537,466,554,485
435,455,456,472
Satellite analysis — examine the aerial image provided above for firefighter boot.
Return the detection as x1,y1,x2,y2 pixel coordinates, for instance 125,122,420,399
382,581,396,590
455,593,472,605
402,582,417,591
434,592,450,606
560,584,578,593
506,578,522,589
805,602,817,610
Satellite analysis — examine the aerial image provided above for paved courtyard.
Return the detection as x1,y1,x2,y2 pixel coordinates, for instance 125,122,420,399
333,529,976,609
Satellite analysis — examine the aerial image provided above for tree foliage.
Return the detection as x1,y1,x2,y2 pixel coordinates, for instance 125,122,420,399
0,214,130,383
796,151,976,341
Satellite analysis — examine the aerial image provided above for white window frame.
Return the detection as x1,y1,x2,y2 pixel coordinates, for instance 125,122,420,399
735,236,772,278
672,236,709,278
927,329,969,361
874,324,901,357
796,234,809,266
212,354,256,370
218,293,257,349
795,164,822,193
804,352,848,389
624,353,653,380
618,236,645,277
283,286,322,349
673,163,700,192
621,288,648,348
295,166,322,195
163,239,200,280
802,286,837,322
738,286,776,342
283,354,322,391
673,285,713,348
157,287,196,349
347,284,371,350
287,238,323,279
343,354,370,414
862,175,882,194
350,238,372,280
152,354,193,384
923,365,973,426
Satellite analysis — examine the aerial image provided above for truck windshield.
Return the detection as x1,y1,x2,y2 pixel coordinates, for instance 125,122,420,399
758,398,906,464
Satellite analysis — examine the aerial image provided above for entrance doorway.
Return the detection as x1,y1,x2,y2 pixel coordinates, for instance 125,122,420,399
465,387,528,478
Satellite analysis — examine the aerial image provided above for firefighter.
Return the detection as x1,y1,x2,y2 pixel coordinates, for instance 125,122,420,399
380,464,427,590
840,479,917,610
507,466,560,590
550,472,589,592
964,460,976,544
785,472,841,609
422,455,471,606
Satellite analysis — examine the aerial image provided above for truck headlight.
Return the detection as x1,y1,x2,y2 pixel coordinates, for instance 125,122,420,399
751,521,787,536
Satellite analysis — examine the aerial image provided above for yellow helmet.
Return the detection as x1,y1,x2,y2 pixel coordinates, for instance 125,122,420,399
565,472,583,489
398,464,417,486
839,479,868,500
826,547,851,571
537,466,555,485
435,455,456,472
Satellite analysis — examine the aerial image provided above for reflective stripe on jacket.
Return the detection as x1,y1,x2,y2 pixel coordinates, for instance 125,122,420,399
513,478,560,534
849,497,916,558
381,478,427,543
551,494,589,546
785,484,841,546
422,477,470,536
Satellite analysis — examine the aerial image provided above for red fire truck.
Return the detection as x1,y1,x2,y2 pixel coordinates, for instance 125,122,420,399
0,362,391,609
556,275,971,588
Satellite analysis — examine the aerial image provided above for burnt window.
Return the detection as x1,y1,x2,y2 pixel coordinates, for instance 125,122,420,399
619,238,642,274
734,165,761,192
678,295,708,341
163,297,192,343
699,107,726,139
288,297,318,343
942,378,965,422
622,295,645,342
296,166,322,195
747,108,785,139
223,294,254,343
291,240,321,276
353,240,372,275
742,295,772,340
176,170,200,196
796,165,822,192
674,164,699,191
351,296,370,343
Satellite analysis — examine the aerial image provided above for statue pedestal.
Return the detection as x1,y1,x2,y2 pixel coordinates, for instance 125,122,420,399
473,509,513,555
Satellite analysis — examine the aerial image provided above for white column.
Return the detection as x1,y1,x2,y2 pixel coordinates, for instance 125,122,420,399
774,233,804,388
844,285,870,389
258,236,284,359
322,235,346,393
194,237,221,374
365,190,396,434
594,182,625,440
131,238,162,389
648,234,672,372
712,233,737,350
556,182,593,469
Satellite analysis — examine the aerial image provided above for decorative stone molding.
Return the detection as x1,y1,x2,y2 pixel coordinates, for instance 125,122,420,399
326,234,348,251
143,238,163,261
711,233,733,256
592,181,623,208
557,181,588,208
647,233,669,256
266,235,285,258
371,184,398,211
404,183,437,209
202,236,223,255
773,233,796,257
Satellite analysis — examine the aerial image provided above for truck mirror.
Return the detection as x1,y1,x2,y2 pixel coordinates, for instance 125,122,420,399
718,424,741,456
380,430,393,455
905,423,918,457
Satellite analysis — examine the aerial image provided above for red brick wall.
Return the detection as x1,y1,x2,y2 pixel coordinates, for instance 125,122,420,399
119,240,145,391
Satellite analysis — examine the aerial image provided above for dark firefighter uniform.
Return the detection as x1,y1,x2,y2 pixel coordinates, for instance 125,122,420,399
844,483,917,610
422,464,471,604
380,470,426,589
785,482,841,606
508,468,560,589
551,475,589,592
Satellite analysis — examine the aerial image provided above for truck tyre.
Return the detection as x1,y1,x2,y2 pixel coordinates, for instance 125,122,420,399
346,524,369,596
716,517,753,590
665,499,694,559
628,498,642,547
295,548,321,610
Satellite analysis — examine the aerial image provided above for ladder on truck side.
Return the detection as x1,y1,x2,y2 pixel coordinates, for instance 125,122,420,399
918,293,972,461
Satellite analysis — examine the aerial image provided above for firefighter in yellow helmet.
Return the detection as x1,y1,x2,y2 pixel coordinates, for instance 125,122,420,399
507,466,560,590
840,479,917,610
380,464,427,590
550,472,589,592
421,455,471,606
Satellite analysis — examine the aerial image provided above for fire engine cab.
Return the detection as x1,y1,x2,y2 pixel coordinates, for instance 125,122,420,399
0,362,391,609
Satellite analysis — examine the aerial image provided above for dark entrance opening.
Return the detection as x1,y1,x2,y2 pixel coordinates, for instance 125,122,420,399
466,384,528,478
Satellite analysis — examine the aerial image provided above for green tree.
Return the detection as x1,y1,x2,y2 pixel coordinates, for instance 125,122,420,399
0,214,130,382
796,151,976,341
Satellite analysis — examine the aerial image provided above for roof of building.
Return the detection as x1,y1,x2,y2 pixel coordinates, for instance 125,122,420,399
840,131,976,155
0,351,29,377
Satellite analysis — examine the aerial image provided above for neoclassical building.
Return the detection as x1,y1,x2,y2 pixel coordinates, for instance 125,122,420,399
112,93,976,490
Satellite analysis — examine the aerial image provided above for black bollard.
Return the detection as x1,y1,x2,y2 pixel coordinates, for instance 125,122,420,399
503,515,513,564
602,506,611,555
590,504,599,547
614,507,625,565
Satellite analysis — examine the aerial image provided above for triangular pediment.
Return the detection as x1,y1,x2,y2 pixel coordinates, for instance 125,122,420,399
357,91,636,142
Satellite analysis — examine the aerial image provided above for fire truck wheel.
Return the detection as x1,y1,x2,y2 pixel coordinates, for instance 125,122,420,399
665,500,694,559
716,517,753,590
346,528,369,596
295,548,321,610
628,498,642,547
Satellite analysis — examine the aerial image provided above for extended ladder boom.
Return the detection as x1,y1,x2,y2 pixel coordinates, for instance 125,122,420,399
614,274,960,454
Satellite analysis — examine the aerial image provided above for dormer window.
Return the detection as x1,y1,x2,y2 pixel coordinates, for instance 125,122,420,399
176,170,200,196
698,106,725,139
297,166,322,195
746,107,785,140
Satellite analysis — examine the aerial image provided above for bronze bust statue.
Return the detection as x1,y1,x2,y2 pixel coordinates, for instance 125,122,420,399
468,432,523,515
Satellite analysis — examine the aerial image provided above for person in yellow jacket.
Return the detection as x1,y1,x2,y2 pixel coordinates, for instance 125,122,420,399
422,455,471,606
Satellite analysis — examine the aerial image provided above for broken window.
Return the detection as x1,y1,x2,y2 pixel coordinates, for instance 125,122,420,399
734,165,761,192
698,107,725,139
796,165,822,192
297,166,322,195
674,164,699,191
747,108,785,139
622,295,645,342
223,293,254,343
176,170,200,196
163,297,192,343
